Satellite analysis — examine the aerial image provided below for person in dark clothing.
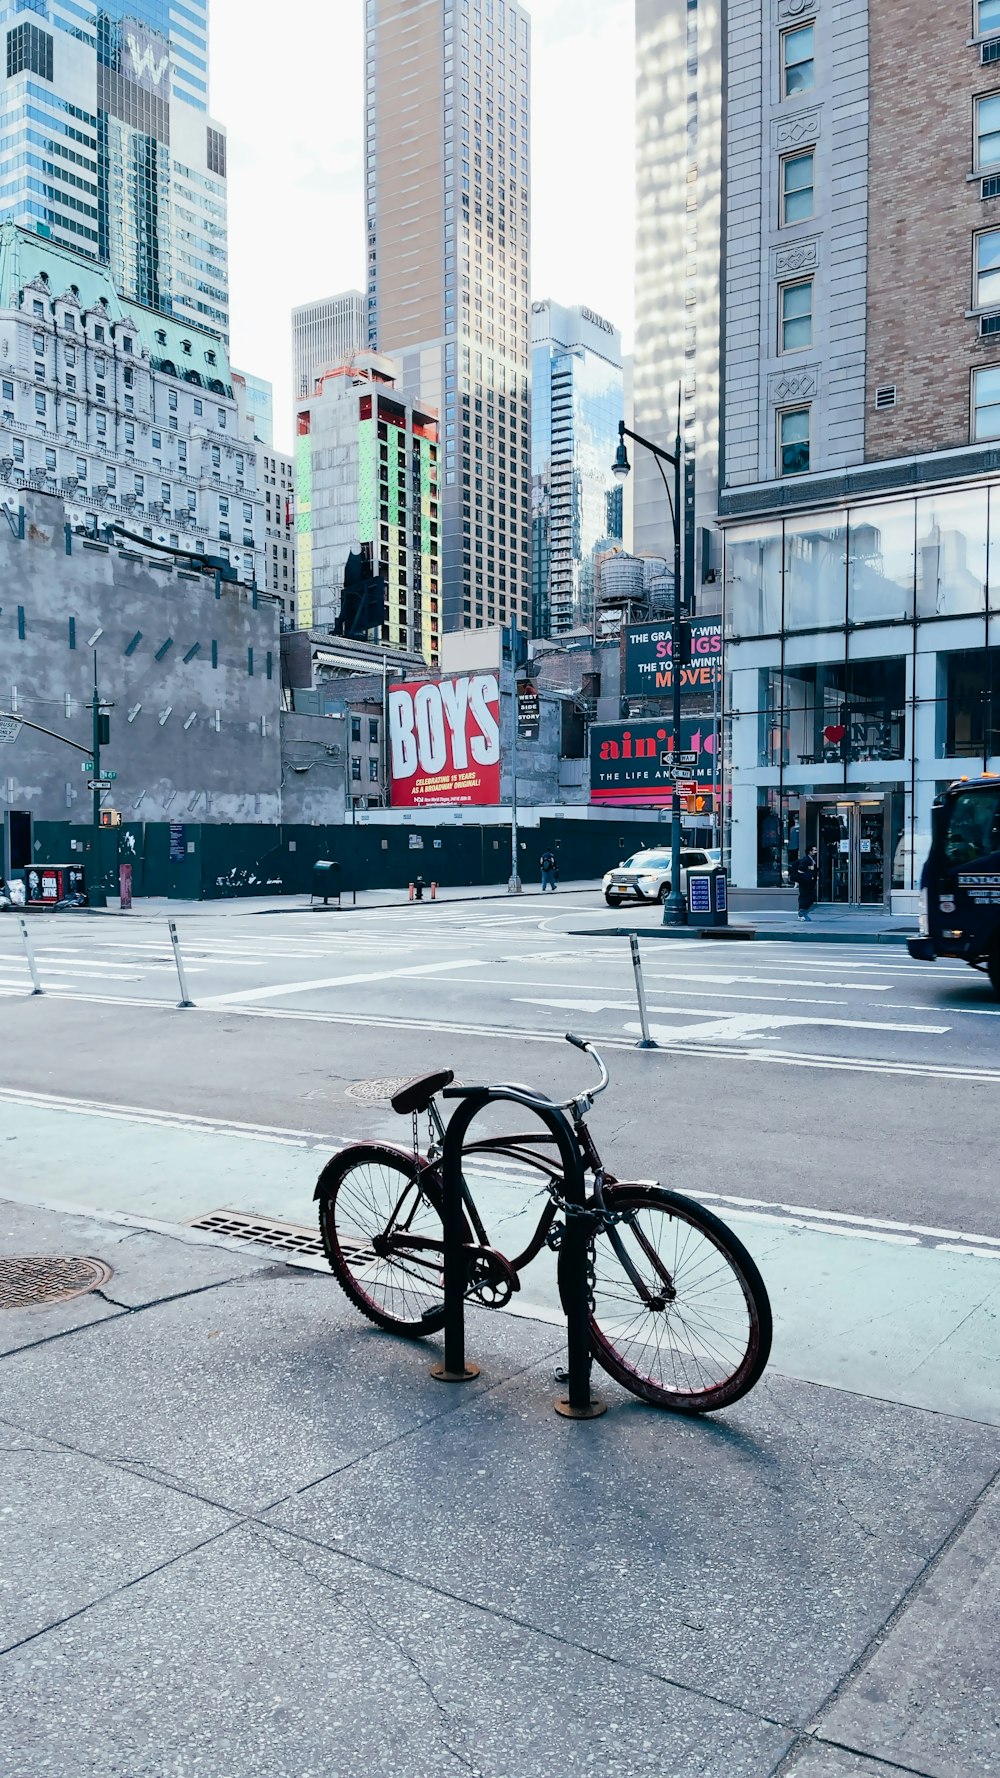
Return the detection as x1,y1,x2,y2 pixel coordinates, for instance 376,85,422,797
540,849,558,892
792,845,818,920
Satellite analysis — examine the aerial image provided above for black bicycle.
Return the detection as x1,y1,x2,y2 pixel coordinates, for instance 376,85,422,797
315,1035,772,1413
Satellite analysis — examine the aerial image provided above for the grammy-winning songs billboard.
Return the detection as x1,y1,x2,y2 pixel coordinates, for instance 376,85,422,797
623,619,722,698
389,673,501,807
590,718,718,807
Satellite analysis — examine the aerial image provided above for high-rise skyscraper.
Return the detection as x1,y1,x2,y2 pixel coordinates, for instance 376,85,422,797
0,1,229,339
292,291,366,399
530,299,623,638
634,0,1000,902
365,0,531,635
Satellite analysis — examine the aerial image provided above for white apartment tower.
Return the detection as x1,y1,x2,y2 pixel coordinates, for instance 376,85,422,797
365,0,531,634
292,292,366,399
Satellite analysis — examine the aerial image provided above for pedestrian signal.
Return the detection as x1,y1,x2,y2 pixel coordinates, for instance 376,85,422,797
100,809,122,827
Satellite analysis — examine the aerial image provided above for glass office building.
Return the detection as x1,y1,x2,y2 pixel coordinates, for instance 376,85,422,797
531,300,623,636
0,0,228,337
723,479,1000,905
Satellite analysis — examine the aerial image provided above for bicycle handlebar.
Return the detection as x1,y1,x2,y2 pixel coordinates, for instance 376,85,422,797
441,1033,610,1117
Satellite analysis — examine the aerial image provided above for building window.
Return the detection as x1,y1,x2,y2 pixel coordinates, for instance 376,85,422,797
781,150,814,224
976,229,1000,310
979,0,1000,36
194,398,203,416
780,279,813,351
34,392,45,415
781,23,814,96
369,717,379,744
351,715,361,742
207,127,227,176
977,92,1000,170
351,755,362,781
7,21,53,80
973,364,1000,439
778,407,810,476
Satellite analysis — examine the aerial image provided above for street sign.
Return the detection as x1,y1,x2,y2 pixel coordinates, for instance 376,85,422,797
82,761,94,772
676,751,699,767
82,765,115,778
0,716,21,744
660,751,699,771
673,779,698,796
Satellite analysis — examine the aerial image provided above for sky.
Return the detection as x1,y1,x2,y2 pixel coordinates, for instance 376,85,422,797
210,0,635,453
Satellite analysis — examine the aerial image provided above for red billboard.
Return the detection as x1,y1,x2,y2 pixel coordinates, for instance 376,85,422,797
388,673,501,807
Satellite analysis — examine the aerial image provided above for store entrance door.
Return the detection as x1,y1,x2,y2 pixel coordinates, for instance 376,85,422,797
806,797,889,905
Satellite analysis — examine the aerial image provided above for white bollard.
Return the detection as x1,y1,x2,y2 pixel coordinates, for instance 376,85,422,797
629,933,656,1049
168,920,195,1008
18,915,43,996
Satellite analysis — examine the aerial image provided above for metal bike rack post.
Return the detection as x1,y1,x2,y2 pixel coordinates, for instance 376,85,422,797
18,916,43,996
168,920,195,1008
435,1087,605,1418
629,934,657,1049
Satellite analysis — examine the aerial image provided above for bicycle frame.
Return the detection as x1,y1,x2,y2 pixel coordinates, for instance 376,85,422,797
376,1093,672,1315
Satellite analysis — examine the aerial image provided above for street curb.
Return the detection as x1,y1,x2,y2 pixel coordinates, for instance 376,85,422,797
38,887,599,919
569,925,916,946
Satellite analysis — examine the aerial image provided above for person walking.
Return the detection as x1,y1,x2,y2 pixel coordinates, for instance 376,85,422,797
539,848,558,892
792,844,818,921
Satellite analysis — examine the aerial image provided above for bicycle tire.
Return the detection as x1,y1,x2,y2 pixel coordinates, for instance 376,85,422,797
558,1184,772,1413
317,1145,448,1337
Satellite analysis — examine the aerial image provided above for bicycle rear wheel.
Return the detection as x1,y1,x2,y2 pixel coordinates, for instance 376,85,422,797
317,1145,447,1336
562,1185,771,1413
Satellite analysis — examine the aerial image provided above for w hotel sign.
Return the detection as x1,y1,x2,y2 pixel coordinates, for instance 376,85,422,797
98,19,171,141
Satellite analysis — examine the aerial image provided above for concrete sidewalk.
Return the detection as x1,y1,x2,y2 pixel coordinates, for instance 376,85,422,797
2,1195,997,1777
575,904,919,945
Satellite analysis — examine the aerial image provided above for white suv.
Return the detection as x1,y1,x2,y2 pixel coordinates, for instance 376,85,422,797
602,848,713,906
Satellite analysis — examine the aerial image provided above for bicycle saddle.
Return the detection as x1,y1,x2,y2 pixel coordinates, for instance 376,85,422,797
391,1070,455,1116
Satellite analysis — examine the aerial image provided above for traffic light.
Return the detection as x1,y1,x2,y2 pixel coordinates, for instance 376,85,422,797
97,712,110,746
99,810,122,827
682,793,711,815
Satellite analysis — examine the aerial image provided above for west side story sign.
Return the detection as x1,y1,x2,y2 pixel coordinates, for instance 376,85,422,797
623,620,722,698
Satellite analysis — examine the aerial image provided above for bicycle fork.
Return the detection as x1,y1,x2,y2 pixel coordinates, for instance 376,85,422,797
591,1176,678,1312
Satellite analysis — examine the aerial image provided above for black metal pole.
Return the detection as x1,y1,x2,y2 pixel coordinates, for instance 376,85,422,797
663,404,686,928
432,1090,487,1383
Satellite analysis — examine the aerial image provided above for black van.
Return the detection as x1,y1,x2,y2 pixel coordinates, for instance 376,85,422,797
908,775,1000,995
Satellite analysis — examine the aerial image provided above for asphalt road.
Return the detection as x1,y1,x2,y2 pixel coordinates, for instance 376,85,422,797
2,894,999,1424
0,895,997,1226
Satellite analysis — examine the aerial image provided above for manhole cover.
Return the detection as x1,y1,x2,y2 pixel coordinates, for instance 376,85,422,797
0,1255,113,1309
345,1078,410,1102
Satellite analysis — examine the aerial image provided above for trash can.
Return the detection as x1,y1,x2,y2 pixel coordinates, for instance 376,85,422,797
311,860,341,907
686,865,728,929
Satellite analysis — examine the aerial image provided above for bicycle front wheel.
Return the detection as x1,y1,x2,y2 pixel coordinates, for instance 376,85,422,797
318,1145,447,1337
564,1185,772,1413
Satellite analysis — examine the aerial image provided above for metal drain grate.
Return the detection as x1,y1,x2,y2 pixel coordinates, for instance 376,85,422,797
0,1255,113,1309
345,1077,410,1102
188,1209,325,1258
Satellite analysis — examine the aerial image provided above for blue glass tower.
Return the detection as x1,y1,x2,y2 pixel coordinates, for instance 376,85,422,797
531,300,624,636
0,0,228,336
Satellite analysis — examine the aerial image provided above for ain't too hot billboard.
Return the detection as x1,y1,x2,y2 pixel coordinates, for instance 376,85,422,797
623,619,722,698
590,719,718,808
389,673,501,807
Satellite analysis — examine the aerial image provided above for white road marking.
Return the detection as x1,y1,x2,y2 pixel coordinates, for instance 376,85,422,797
696,1190,1000,1258
0,1085,335,1148
517,994,949,1037
197,956,487,1007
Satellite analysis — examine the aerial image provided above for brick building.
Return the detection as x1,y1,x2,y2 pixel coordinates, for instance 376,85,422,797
636,0,1000,903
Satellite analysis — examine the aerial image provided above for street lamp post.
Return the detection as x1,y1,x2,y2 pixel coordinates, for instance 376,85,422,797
612,398,689,927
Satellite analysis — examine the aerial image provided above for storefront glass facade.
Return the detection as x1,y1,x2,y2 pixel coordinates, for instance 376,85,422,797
722,480,1000,900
